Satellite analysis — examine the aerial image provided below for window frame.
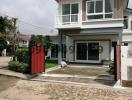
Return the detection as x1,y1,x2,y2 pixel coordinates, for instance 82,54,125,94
62,3,79,24
86,0,113,20
62,3,79,15
123,16,128,29
51,44,58,58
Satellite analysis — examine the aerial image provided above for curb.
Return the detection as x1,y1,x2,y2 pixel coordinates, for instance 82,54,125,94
40,73,115,81
0,69,37,80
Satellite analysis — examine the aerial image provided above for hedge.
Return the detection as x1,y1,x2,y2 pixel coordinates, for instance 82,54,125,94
16,48,29,64
8,61,29,73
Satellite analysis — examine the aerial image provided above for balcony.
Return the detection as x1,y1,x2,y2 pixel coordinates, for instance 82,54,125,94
55,14,124,29
56,14,81,29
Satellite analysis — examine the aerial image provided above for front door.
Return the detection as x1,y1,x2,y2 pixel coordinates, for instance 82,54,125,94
76,42,100,63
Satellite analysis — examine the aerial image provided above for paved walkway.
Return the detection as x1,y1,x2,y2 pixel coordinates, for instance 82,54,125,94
0,56,36,79
0,57,12,69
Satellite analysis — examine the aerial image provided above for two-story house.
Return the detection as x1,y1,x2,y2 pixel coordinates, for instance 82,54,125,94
55,0,132,64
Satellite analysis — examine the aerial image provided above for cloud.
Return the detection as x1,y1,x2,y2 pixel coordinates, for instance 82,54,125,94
0,0,58,35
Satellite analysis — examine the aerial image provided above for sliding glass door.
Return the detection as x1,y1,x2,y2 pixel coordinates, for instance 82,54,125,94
76,43,87,60
76,42,100,63
88,43,99,60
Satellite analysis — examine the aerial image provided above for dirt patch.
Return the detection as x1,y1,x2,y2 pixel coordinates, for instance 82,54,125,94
48,67,111,76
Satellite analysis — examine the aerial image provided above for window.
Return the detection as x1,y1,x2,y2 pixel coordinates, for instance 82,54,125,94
62,3,79,23
71,4,78,14
51,44,58,58
22,40,27,44
124,16,128,29
62,4,70,15
62,3,78,15
124,43,128,46
87,0,113,20
51,44,66,58
62,44,66,58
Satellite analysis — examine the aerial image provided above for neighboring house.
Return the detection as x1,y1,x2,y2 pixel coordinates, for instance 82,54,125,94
54,0,132,64
17,33,31,48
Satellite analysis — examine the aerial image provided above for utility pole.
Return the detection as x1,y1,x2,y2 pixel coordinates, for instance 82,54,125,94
12,18,18,60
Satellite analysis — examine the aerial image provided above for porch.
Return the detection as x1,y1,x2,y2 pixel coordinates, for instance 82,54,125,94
58,28,122,65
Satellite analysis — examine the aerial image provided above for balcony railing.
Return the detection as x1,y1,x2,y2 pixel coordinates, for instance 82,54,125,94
56,14,80,25
56,14,124,29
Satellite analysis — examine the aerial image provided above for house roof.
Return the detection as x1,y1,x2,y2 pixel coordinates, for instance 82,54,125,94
17,33,31,41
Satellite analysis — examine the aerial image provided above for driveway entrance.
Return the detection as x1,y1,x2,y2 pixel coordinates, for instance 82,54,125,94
42,65,115,86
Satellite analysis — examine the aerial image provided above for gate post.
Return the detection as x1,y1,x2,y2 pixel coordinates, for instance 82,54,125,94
30,45,45,74
115,45,121,81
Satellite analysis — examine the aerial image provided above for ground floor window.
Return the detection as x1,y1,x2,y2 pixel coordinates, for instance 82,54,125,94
51,44,66,58
62,44,66,58
51,44,58,58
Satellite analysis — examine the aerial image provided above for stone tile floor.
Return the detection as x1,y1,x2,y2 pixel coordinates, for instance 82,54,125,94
0,76,132,100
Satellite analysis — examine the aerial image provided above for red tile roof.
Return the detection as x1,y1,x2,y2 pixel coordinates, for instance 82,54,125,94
17,33,31,41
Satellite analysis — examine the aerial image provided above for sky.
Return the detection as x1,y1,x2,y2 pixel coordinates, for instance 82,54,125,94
0,0,58,35
0,0,131,35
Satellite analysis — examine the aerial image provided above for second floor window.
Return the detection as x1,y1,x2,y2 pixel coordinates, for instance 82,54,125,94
87,0,113,20
62,3,79,23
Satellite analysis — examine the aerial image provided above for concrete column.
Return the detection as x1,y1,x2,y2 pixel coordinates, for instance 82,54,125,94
58,32,62,64
117,30,123,45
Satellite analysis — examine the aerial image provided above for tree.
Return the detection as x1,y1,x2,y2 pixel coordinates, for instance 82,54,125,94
0,16,16,35
29,35,52,54
0,16,18,56
0,36,7,53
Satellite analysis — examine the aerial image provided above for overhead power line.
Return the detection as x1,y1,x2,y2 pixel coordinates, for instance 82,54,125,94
0,10,57,32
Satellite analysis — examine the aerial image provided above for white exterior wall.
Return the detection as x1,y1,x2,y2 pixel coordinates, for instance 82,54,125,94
121,46,132,81
122,11,132,43
100,41,110,61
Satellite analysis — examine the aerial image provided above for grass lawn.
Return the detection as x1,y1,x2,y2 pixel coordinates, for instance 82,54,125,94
45,60,58,69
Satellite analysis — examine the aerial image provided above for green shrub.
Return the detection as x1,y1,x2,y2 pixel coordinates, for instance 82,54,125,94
6,44,13,55
109,60,114,74
16,48,29,63
8,61,29,73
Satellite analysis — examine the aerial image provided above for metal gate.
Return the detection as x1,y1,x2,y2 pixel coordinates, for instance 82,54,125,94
30,45,45,74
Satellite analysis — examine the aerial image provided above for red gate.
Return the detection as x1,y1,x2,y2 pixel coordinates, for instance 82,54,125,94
30,45,45,74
